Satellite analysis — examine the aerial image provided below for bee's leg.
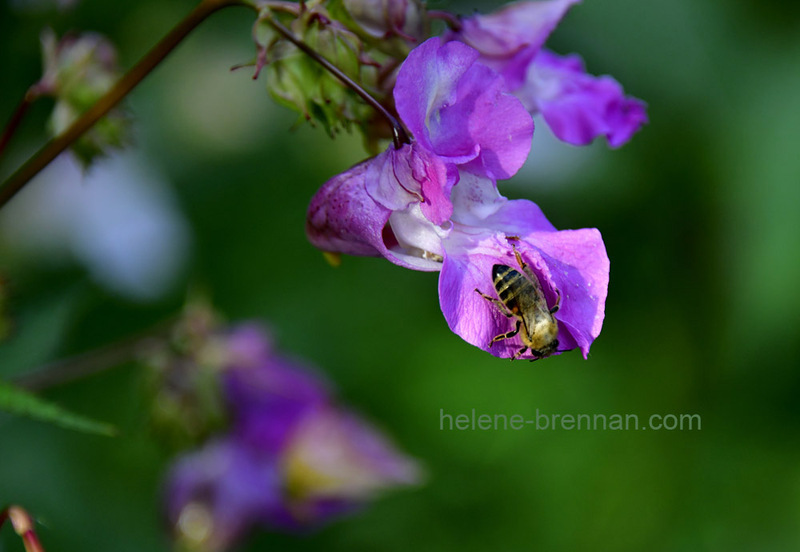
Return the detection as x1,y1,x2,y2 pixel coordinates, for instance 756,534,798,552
512,346,528,361
511,243,527,272
511,245,561,315
512,245,542,291
474,288,513,317
550,290,562,314
488,319,521,347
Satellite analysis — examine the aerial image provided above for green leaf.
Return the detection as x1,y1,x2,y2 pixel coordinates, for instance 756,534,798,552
0,381,117,437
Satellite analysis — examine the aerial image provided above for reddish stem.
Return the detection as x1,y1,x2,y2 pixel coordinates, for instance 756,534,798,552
0,0,251,210
0,506,45,552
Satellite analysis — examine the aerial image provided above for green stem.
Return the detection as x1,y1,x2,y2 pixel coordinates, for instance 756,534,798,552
12,317,175,391
0,0,254,210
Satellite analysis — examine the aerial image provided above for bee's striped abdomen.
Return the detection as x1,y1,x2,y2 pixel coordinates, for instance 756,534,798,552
492,264,533,314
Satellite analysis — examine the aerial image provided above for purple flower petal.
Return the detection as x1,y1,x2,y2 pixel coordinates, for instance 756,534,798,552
165,438,283,550
282,406,423,502
223,354,331,454
521,49,648,147
306,158,446,271
394,37,533,179
440,200,608,359
449,0,580,90
306,159,392,258
455,62,535,179
394,37,479,155
365,143,456,225
224,323,273,369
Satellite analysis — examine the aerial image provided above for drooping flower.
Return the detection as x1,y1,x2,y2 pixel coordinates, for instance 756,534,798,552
307,37,610,359
163,323,422,551
445,0,647,147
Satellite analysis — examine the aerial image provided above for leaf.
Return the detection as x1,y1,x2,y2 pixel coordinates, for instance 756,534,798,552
0,381,117,437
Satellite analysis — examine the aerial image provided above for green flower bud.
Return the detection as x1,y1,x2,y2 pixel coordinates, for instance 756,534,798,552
255,7,376,136
35,29,130,167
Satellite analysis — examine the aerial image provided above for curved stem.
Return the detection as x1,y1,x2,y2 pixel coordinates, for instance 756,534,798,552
0,0,254,210
266,17,411,149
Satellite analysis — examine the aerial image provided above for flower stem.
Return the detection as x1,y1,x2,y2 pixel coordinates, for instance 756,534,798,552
0,0,253,210
0,506,45,552
12,317,175,391
265,17,411,149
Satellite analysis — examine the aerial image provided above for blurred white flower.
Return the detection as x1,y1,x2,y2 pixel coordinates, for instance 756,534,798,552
0,153,190,301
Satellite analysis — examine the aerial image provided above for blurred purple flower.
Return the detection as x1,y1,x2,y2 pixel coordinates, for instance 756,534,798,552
165,439,282,552
308,37,609,359
164,324,421,551
446,0,647,147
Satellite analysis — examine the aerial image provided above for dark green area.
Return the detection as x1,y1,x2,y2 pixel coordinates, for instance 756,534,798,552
1,0,799,551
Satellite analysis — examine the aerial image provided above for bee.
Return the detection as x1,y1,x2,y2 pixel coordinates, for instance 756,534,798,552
474,244,561,360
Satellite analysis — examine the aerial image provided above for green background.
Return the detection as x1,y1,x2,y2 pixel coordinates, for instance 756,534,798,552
2,0,800,550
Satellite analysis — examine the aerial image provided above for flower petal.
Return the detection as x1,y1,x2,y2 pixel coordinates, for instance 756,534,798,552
307,159,392,257
306,159,445,271
165,439,283,549
394,37,534,179
450,0,581,90
455,63,534,179
365,143,456,225
394,37,479,153
223,354,331,454
440,201,608,359
283,407,423,502
521,49,648,147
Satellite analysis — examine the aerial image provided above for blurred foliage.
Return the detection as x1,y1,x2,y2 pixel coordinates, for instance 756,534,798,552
0,380,116,436
1,0,800,551
0,277,9,340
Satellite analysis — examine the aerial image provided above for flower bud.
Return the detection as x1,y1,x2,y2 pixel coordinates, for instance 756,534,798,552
256,8,375,135
35,29,129,166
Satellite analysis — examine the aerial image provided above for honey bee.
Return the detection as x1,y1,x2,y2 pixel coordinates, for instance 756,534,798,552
474,244,561,360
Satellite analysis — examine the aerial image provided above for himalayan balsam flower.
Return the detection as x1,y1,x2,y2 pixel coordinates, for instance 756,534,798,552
308,37,609,360
165,324,421,551
446,0,647,147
